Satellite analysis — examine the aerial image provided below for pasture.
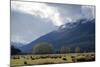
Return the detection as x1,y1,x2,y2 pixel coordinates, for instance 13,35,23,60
11,52,95,66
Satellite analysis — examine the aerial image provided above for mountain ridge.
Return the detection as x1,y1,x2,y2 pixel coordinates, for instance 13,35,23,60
17,18,95,53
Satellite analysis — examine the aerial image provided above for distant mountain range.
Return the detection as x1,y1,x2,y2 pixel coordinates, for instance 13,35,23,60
12,18,95,53
11,42,25,50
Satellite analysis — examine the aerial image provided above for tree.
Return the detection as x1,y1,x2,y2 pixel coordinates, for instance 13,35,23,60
66,47,71,53
60,47,71,53
33,42,54,54
60,46,67,53
11,45,21,55
75,47,81,53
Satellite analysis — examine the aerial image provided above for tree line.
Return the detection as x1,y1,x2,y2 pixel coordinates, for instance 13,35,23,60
11,42,82,55
32,42,81,54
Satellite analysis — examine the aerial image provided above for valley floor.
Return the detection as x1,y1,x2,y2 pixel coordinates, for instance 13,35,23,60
11,52,95,67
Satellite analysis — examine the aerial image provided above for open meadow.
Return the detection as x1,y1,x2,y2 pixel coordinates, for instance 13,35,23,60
11,52,95,66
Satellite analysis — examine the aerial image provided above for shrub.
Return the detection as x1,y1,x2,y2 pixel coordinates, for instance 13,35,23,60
62,58,67,61
30,56,35,60
24,61,27,64
71,56,75,58
58,56,62,58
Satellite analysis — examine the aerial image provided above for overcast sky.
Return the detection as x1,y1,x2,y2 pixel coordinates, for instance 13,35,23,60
11,1,95,44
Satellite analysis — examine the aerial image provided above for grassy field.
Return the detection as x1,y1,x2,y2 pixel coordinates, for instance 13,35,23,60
11,52,95,67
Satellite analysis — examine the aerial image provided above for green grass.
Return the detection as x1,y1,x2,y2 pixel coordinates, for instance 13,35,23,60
11,52,95,66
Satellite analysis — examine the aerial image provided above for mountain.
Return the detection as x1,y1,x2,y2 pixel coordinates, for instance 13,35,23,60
20,18,95,53
11,42,25,50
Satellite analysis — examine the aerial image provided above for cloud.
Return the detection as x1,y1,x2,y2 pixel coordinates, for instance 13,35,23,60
11,1,95,44
11,1,66,26
11,1,95,27
11,35,27,44
81,5,95,20
11,10,58,44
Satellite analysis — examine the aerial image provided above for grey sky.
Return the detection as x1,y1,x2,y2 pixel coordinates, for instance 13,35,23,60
11,1,95,44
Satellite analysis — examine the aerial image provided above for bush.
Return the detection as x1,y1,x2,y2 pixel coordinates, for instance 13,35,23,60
30,56,35,60
71,56,75,58
24,61,27,64
62,58,67,61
